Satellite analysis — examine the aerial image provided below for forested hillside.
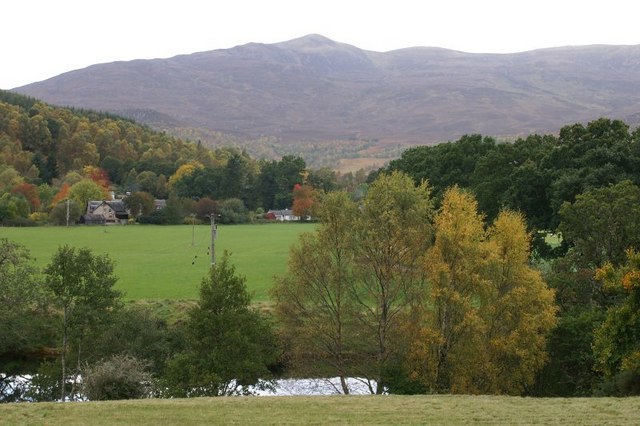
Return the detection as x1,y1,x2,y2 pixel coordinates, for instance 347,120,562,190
0,91,348,225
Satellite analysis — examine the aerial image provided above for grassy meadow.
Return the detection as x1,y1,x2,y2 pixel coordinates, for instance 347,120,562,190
0,223,314,302
2,395,640,425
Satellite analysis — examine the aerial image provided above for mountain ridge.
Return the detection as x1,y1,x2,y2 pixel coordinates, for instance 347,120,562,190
13,35,640,154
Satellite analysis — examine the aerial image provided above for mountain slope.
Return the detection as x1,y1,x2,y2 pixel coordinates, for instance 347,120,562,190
14,35,640,148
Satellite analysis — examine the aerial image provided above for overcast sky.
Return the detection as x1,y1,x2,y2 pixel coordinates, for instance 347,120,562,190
3,0,640,89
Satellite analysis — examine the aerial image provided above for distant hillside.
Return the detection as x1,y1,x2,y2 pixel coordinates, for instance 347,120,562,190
14,34,640,167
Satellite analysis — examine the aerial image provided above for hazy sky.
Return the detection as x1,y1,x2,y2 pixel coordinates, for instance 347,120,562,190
3,0,639,89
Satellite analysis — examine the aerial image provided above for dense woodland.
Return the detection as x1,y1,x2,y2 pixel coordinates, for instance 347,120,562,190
0,91,355,226
2,91,640,400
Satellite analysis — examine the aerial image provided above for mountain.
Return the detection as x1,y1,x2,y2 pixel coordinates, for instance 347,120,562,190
13,34,640,158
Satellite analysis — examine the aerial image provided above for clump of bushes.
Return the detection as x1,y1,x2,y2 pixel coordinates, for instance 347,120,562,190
82,355,152,401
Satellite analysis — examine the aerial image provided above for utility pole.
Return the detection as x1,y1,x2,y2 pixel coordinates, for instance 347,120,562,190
210,214,218,265
66,199,70,227
191,213,196,247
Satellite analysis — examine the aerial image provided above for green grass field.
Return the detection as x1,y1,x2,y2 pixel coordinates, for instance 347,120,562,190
2,395,639,425
1,224,314,302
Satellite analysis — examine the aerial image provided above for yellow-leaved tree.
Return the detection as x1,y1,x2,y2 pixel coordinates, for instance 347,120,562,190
477,210,557,394
167,161,204,189
412,186,490,392
409,186,557,394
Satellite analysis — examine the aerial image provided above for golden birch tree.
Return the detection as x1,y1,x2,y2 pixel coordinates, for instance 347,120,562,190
410,187,557,394
415,186,490,392
475,211,557,394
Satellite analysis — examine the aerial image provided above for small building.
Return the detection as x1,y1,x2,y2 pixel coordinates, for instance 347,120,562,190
154,199,167,210
266,209,300,222
86,200,129,224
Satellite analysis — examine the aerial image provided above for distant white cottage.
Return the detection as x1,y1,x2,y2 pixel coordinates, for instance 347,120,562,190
266,209,300,221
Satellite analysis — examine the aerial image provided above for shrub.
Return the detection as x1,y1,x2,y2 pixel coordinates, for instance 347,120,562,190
82,354,152,400
29,212,49,223
219,198,250,224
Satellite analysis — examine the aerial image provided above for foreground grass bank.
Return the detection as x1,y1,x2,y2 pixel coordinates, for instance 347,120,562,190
2,395,639,425
1,223,313,301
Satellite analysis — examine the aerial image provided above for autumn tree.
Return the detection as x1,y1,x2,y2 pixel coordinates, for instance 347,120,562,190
44,246,122,401
413,187,490,392
11,182,40,212
409,187,557,394
51,183,71,206
275,172,434,393
56,120,100,174
351,171,434,393
83,165,111,194
168,161,204,191
593,250,640,395
20,113,52,153
68,179,107,211
273,191,360,393
291,183,315,218
476,211,557,394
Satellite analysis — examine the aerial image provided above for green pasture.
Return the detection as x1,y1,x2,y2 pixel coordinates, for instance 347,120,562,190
2,395,639,425
0,224,314,302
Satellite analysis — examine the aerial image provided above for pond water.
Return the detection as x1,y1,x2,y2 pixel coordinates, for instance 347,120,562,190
1,375,378,401
256,377,377,396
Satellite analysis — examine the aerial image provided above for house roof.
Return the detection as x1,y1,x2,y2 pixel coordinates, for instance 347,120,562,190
105,200,127,214
268,209,295,216
88,200,127,214
87,201,103,213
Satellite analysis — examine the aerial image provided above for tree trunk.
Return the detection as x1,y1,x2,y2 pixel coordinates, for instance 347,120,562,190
376,290,388,395
60,307,67,402
339,375,350,395
70,339,83,401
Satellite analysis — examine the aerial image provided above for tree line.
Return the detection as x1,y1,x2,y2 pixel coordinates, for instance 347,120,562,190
274,172,557,394
4,169,639,400
1,172,558,400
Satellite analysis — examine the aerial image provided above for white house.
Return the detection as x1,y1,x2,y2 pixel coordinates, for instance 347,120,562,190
266,209,300,221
